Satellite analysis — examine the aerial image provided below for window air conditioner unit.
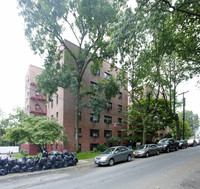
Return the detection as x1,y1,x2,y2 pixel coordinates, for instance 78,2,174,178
93,117,98,122
106,134,111,137
93,133,98,137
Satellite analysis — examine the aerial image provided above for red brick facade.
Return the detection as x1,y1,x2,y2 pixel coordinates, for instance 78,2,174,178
25,42,128,154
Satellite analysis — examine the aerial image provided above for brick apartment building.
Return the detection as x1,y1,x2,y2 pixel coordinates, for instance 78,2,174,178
25,65,47,116
24,41,128,153
23,65,48,155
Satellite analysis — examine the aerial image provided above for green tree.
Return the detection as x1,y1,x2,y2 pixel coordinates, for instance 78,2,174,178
169,118,193,139
108,137,121,147
17,0,123,152
1,114,67,152
124,98,173,144
179,110,200,131
135,0,200,78
117,1,197,140
108,6,162,145
0,107,27,145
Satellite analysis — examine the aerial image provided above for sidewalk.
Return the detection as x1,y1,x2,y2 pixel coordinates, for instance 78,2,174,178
0,158,95,181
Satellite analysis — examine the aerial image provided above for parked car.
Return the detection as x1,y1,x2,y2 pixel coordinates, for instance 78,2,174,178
178,140,188,149
157,138,179,152
195,139,200,145
187,139,197,147
133,144,160,158
94,146,133,166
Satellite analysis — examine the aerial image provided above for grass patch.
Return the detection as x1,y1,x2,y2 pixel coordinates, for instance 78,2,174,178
12,151,102,160
12,154,42,159
75,152,102,160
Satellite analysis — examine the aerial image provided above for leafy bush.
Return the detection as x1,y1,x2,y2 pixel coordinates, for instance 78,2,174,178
108,137,121,146
20,149,28,156
97,144,108,152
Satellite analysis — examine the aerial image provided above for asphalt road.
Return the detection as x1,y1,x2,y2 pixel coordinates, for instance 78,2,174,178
1,146,200,189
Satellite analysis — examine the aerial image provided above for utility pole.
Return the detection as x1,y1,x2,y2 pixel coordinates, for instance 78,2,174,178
193,116,195,140
178,91,189,140
189,116,195,139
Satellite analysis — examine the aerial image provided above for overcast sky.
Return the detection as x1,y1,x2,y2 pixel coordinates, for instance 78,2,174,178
0,1,199,118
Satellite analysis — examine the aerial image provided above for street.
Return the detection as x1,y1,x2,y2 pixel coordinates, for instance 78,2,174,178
1,146,200,189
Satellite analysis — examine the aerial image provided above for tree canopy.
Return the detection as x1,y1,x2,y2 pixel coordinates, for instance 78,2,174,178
1,112,67,151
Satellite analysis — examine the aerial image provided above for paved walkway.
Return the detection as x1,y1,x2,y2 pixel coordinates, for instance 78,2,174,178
0,156,95,181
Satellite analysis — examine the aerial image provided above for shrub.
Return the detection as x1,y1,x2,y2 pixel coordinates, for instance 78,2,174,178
20,149,28,156
108,137,121,146
97,144,108,152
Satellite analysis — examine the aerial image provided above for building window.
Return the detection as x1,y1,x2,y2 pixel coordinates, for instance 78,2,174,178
79,144,81,152
104,72,111,80
35,91,40,97
56,95,59,104
118,105,122,112
78,112,82,121
90,114,99,122
118,92,122,99
56,112,58,121
35,104,40,112
51,100,53,108
104,130,112,138
118,131,122,138
90,81,98,90
90,144,98,151
90,129,99,138
118,118,122,126
79,128,82,137
96,69,100,76
104,116,112,124
118,80,122,85
107,102,112,110
90,65,100,76
91,69,100,76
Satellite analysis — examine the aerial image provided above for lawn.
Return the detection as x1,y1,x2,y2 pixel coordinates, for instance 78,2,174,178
12,151,102,160
75,152,102,160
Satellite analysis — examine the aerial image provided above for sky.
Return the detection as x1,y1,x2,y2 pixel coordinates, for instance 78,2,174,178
0,1,200,118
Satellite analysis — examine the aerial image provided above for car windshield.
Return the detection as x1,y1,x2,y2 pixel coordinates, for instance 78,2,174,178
138,145,148,150
103,147,116,154
158,139,169,144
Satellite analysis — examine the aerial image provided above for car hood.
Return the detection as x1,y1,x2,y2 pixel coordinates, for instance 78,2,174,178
96,154,112,159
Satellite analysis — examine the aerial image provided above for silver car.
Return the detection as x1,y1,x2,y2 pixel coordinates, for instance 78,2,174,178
133,144,160,158
94,146,133,166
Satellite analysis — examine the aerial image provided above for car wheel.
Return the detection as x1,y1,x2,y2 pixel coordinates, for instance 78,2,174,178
157,150,160,155
146,152,149,158
127,155,131,162
109,159,114,166
166,147,170,153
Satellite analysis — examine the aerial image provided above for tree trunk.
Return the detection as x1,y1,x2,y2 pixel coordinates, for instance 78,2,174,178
175,114,180,140
75,86,80,153
142,121,146,145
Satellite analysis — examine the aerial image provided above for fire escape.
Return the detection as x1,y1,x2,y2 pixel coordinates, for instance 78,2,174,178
30,82,47,116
